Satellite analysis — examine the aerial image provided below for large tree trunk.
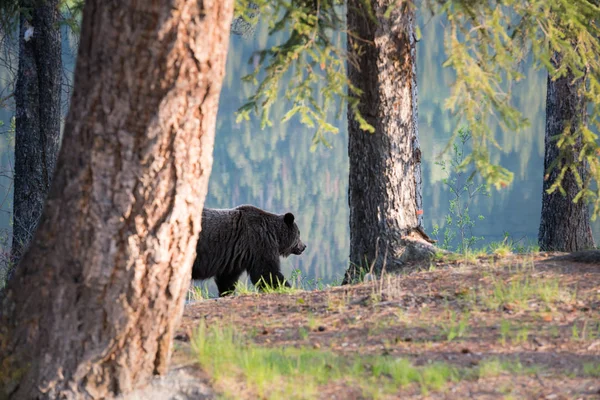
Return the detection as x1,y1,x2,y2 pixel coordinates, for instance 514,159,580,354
0,0,233,398
10,0,62,274
344,0,433,283
538,53,595,252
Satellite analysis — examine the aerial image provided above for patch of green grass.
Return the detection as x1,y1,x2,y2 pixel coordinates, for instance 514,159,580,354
233,279,257,296
500,320,511,346
570,320,599,341
488,241,513,257
487,233,540,256
419,363,457,394
480,271,568,311
477,358,539,378
572,323,580,340
440,311,470,342
463,249,486,263
191,322,460,399
478,358,505,378
187,282,212,301
259,283,298,295
583,363,600,377
298,327,309,340
231,277,298,296
514,325,529,345
498,320,531,346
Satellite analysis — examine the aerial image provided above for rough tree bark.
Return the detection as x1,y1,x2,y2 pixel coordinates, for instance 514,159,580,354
343,0,434,284
0,0,233,398
10,0,62,274
538,53,595,252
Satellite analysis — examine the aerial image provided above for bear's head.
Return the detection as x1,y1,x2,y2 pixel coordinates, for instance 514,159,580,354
280,213,306,257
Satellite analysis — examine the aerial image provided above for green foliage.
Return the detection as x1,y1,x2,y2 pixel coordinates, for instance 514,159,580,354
233,0,600,217
59,0,85,34
431,128,488,252
232,0,362,150
428,0,600,214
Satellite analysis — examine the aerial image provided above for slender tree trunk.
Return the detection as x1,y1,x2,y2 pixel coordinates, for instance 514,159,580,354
538,53,595,252
10,0,62,275
344,0,433,283
0,0,233,398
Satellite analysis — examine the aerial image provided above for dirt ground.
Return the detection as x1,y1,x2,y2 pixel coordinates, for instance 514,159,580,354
173,253,600,399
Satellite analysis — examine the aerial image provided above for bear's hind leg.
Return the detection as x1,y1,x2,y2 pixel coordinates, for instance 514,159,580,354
215,270,243,297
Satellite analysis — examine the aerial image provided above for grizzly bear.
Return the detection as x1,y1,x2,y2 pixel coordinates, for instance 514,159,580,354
191,205,306,296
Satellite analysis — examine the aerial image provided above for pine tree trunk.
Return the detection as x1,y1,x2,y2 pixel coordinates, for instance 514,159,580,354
10,0,62,274
538,53,595,252
344,0,433,283
0,1,233,398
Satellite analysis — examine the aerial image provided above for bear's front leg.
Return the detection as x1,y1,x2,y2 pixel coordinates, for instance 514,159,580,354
248,259,290,292
215,270,243,296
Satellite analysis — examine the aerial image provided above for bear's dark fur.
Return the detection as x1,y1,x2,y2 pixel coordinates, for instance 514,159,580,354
191,205,306,296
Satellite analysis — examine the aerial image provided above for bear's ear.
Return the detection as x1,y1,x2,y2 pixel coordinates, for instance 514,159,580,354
284,213,295,226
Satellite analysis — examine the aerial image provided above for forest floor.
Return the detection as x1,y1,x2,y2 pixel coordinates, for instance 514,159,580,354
172,252,600,399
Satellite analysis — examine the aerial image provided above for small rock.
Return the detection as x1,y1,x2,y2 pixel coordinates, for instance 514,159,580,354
313,343,321,349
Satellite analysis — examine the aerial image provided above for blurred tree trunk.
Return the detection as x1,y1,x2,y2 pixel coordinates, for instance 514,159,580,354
0,0,233,398
344,0,434,283
10,0,62,275
538,53,595,252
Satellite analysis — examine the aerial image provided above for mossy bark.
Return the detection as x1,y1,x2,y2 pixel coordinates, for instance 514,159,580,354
538,53,595,252
344,1,434,283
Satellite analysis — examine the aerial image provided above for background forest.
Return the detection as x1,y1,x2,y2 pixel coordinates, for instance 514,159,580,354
0,9,598,284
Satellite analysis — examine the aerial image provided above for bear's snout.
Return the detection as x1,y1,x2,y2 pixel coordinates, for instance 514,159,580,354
292,242,306,255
